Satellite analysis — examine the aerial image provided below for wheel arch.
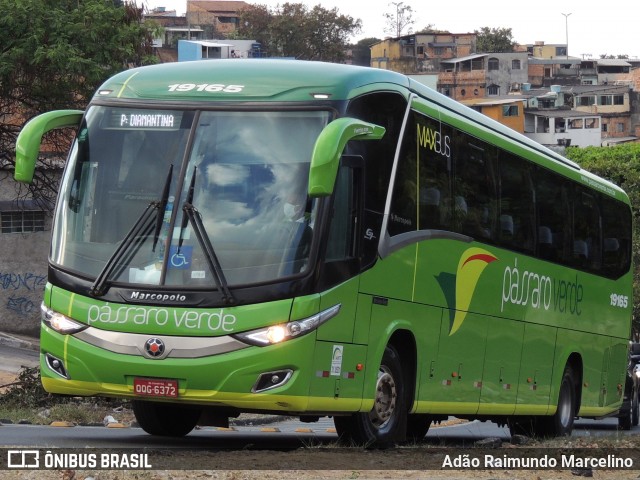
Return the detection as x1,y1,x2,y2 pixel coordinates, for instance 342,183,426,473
388,329,418,411
565,352,583,413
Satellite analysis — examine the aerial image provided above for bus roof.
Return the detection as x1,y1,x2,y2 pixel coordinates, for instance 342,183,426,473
94,59,411,103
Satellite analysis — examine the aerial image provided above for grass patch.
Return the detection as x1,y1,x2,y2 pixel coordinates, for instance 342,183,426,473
0,366,133,425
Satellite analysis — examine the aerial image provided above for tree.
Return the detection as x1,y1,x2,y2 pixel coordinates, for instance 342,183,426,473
475,26,515,53
384,2,415,38
237,3,361,62
565,144,640,335
415,25,447,34
0,0,157,209
351,37,381,67
600,53,630,59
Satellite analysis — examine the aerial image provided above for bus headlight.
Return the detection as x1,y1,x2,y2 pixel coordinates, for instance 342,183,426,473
41,303,88,334
234,304,341,346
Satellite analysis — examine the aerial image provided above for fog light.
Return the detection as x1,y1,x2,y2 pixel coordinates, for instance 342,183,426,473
45,353,69,379
252,369,293,393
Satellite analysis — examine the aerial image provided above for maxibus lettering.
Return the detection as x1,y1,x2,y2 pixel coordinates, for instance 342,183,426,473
417,123,451,158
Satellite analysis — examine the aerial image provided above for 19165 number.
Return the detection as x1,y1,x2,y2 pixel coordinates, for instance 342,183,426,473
610,293,629,308
168,83,244,93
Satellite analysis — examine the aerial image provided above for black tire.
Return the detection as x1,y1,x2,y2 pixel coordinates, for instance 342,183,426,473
334,345,407,447
507,416,538,437
509,365,577,438
538,364,577,437
132,400,201,437
632,383,639,427
619,409,632,431
405,414,432,443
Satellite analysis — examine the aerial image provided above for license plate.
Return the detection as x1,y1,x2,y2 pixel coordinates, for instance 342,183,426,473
133,377,178,398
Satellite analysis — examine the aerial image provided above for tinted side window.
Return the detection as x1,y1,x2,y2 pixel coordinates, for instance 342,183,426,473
572,188,602,271
535,167,571,263
415,112,453,231
453,134,497,240
499,153,535,254
346,92,407,215
601,196,632,278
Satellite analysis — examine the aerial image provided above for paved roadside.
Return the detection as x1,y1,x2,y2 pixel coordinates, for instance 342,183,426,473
0,331,39,390
0,331,39,353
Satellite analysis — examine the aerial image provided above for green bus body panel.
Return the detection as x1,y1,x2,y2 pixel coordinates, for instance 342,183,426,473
40,324,367,412
14,110,83,183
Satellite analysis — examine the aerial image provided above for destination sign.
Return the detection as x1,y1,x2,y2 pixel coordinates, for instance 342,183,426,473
103,109,183,130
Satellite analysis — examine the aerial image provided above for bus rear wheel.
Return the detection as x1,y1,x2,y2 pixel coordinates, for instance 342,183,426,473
632,382,639,427
334,345,407,447
509,365,577,438
540,364,576,437
132,400,201,437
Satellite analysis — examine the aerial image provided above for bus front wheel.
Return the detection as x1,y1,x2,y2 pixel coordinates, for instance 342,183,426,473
405,414,432,442
334,345,407,447
132,400,201,437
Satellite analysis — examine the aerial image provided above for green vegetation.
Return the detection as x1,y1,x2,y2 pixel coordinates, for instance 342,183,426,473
566,143,640,332
235,2,361,62
0,366,131,425
1,0,158,206
475,27,516,53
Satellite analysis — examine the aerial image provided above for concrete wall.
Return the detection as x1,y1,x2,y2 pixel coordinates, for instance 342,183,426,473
0,169,56,336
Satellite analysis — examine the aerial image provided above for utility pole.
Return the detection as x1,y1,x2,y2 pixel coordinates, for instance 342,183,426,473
391,2,402,38
561,12,572,59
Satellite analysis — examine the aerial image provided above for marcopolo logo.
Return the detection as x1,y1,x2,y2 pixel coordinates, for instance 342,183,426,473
130,291,187,303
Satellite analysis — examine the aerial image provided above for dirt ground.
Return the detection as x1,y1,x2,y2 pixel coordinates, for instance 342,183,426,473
1,465,639,480
0,371,17,393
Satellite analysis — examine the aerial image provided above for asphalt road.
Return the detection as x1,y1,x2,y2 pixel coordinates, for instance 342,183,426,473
0,333,39,393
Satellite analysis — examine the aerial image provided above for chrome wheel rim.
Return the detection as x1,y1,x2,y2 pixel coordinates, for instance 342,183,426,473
558,382,573,428
369,365,397,429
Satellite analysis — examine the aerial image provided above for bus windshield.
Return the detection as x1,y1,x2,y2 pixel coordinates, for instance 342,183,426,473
52,106,331,289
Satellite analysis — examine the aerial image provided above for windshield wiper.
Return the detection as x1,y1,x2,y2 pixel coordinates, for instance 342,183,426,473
176,165,195,254
89,166,173,297
180,167,235,305
153,164,174,253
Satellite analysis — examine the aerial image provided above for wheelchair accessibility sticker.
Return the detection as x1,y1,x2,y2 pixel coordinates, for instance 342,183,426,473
168,246,192,269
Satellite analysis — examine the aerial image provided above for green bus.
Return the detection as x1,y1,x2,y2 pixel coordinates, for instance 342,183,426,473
15,59,633,444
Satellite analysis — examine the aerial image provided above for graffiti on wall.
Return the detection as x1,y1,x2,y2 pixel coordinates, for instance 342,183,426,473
0,271,47,317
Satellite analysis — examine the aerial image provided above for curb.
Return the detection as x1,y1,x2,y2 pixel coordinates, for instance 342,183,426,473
0,332,39,352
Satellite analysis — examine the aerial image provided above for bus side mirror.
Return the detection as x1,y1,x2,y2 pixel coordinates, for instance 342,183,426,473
14,110,84,183
308,117,385,197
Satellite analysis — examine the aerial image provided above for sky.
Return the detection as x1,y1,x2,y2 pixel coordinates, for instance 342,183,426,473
137,0,640,59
